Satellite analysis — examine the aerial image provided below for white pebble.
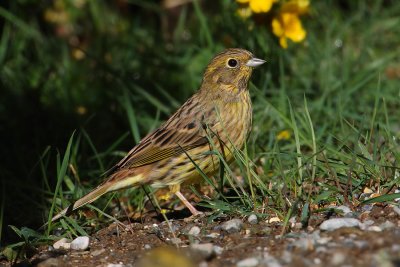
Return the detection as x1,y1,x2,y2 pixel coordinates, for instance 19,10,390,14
70,236,90,251
320,218,362,231
53,238,71,250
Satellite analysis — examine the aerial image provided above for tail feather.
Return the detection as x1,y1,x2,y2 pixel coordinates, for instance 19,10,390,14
50,182,112,223
49,173,145,223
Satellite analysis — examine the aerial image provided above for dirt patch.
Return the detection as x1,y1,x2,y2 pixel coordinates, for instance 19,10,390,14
3,205,400,267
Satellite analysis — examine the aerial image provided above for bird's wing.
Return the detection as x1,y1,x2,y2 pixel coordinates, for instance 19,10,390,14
115,125,209,169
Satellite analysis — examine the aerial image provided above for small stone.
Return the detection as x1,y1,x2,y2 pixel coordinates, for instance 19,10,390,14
199,261,208,267
320,218,362,231
107,264,125,267
53,238,71,250
236,257,259,267
314,258,321,264
144,244,151,250
363,219,375,226
367,225,382,232
70,236,90,251
221,219,243,233
248,214,258,224
91,248,106,256
379,220,395,230
188,226,201,236
190,243,214,259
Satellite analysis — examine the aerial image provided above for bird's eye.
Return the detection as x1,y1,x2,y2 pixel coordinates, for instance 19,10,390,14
227,58,238,68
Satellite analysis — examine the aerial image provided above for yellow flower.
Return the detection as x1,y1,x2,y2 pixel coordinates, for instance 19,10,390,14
281,0,310,14
236,6,252,19
236,0,276,13
272,12,306,48
276,130,291,140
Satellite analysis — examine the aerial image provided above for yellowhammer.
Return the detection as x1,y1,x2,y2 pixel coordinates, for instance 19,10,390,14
52,48,265,221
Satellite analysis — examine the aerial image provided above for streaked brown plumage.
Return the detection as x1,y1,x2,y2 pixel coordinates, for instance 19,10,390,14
52,48,265,221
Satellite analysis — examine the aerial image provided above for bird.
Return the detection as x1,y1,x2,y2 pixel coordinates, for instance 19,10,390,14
51,48,265,222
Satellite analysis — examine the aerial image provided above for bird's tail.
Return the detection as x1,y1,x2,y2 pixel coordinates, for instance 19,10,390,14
49,173,145,223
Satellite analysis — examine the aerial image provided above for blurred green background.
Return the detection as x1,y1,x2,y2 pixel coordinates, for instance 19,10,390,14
1,0,400,246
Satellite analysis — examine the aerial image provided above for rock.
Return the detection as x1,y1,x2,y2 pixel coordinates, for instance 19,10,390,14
188,226,201,236
236,257,259,267
247,214,258,224
361,204,374,212
221,219,243,233
205,232,219,238
37,258,61,267
144,244,151,250
320,218,361,231
53,238,70,250
199,261,208,267
190,243,214,260
379,220,395,230
70,236,90,251
91,248,106,257
107,264,125,267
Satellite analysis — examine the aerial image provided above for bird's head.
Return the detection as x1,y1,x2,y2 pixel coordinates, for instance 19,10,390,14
201,48,265,94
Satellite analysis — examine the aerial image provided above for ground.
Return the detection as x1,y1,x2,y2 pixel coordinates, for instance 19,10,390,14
4,204,400,267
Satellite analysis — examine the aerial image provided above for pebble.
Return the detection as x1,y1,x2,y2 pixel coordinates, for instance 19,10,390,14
248,214,258,224
91,248,106,256
292,237,314,251
53,238,71,250
361,204,374,212
144,244,151,250
236,257,259,267
70,236,90,251
190,243,214,259
106,264,125,267
379,220,395,230
320,218,362,231
188,226,201,236
222,219,243,233
268,217,281,223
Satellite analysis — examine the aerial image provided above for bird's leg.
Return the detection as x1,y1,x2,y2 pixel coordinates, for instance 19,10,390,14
175,191,202,216
169,184,202,216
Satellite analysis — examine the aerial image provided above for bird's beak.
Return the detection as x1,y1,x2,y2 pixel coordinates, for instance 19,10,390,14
246,58,266,67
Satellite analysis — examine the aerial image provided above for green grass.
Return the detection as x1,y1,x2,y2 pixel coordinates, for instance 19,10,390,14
1,0,400,260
